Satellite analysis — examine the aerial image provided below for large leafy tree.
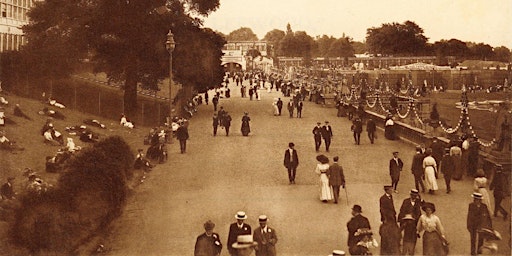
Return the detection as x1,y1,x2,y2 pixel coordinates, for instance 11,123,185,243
226,27,258,41
366,21,428,56
327,36,355,58
468,42,495,60
493,46,511,62
315,35,336,57
23,0,223,117
263,29,285,56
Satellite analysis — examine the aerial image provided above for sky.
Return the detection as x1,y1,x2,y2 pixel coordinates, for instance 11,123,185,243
202,0,512,48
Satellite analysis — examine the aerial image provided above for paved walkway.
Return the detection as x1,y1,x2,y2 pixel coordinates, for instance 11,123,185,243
105,79,510,255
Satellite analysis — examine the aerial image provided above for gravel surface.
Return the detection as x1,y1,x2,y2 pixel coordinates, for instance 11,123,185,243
104,79,510,256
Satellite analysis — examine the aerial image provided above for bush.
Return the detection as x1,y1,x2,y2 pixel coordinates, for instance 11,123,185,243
9,136,134,254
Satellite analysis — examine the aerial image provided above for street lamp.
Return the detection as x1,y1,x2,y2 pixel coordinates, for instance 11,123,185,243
165,29,176,120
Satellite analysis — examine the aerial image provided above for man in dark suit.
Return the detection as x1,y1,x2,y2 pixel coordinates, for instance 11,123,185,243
397,189,423,225
276,98,283,116
389,151,404,193
194,220,222,256
227,211,252,256
379,185,396,222
0,177,15,200
283,142,299,184
224,112,232,136
212,95,219,111
253,215,278,256
467,192,492,255
351,117,363,145
296,101,303,118
321,121,333,152
347,205,371,250
327,156,345,204
440,148,454,193
312,122,323,152
411,146,425,192
176,124,189,154
287,99,294,118
366,118,376,144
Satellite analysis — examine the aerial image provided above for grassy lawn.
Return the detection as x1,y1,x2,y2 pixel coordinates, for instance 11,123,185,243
0,93,152,254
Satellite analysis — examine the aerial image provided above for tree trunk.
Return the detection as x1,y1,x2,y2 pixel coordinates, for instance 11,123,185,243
123,59,138,119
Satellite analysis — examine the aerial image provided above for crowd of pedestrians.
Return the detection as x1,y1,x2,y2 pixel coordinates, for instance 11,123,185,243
191,70,509,256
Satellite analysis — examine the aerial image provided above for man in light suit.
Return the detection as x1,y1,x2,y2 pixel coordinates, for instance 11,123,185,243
322,121,333,152
253,215,278,256
327,156,345,204
283,142,299,184
227,211,252,256
389,151,404,193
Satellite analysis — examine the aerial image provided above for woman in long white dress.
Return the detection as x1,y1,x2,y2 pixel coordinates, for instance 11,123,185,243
423,149,438,194
272,99,279,116
474,169,493,215
315,155,333,203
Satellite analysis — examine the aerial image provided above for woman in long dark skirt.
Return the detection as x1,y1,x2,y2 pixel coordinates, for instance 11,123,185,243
241,112,251,136
416,202,447,256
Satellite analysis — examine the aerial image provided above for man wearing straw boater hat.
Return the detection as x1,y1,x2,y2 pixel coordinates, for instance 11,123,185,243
227,211,252,256
467,192,492,255
253,215,278,256
328,249,346,256
232,234,258,256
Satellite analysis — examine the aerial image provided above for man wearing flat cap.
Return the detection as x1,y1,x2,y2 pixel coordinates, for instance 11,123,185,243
253,215,278,256
312,122,323,152
194,220,222,256
347,205,371,250
379,185,396,222
389,151,403,193
228,211,252,256
467,192,492,255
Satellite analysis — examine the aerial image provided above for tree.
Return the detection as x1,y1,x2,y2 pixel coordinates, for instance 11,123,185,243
23,0,223,118
226,27,258,41
351,41,367,54
327,37,355,58
433,39,470,65
468,42,494,60
366,21,428,56
493,46,511,62
263,29,285,56
315,35,336,57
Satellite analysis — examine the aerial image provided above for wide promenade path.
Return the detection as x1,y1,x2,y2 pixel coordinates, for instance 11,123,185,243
105,79,510,255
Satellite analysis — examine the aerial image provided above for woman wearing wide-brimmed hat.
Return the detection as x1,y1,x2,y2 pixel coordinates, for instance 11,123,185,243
315,154,333,203
416,202,447,256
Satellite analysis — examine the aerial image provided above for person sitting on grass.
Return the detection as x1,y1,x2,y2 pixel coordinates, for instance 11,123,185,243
134,149,153,171
0,130,24,152
43,128,64,146
120,114,134,129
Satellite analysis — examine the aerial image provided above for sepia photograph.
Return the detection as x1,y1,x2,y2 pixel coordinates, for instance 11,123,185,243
0,0,510,255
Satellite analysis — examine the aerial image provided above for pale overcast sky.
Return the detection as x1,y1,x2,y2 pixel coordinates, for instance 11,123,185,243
202,0,512,48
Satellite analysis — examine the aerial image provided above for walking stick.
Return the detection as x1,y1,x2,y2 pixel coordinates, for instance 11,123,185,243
344,186,349,205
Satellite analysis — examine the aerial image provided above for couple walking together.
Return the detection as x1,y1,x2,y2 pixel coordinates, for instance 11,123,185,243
314,155,345,204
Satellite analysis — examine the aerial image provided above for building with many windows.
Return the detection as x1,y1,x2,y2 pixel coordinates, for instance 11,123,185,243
0,0,37,52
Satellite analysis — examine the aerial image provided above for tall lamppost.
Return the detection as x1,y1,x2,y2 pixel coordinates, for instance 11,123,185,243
165,29,176,120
